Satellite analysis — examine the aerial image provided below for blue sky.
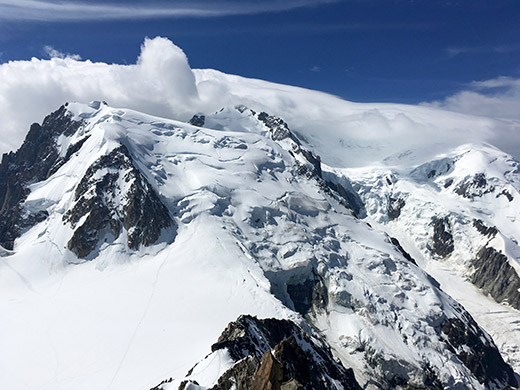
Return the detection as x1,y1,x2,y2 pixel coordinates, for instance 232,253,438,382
0,0,519,104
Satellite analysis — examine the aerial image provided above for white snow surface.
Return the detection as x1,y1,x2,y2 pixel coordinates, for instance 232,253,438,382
0,70,519,389
343,143,520,375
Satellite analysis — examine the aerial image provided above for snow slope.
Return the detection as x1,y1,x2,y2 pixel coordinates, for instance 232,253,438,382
192,69,520,378
341,143,520,374
0,100,518,390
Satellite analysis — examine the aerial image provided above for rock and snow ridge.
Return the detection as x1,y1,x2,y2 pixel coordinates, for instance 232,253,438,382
342,143,520,373
0,101,518,390
152,315,362,390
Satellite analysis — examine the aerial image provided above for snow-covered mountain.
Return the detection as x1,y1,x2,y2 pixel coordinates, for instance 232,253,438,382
1,81,520,388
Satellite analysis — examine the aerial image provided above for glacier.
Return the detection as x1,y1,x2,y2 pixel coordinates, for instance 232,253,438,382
1,39,520,390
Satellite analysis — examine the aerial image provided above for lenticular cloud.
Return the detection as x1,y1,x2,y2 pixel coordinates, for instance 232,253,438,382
1,36,520,164
0,37,199,155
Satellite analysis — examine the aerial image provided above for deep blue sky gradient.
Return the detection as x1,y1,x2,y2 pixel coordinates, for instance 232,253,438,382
1,0,519,103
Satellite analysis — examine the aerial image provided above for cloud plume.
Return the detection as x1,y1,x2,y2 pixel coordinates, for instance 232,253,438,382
1,36,519,167
0,37,200,155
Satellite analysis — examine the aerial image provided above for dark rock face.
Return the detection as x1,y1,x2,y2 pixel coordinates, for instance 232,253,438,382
208,315,362,390
431,216,454,258
444,178,454,188
472,219,498,238
208,356,259,390
389,237,417,265
497,189,514,202
323,177,366,218
441,316,517,388
388,196,406,220
471,246,520,310
188,114,205,127
63,145,175,258
257,111,293,142
455,173,495,199
286,275,328,316
0,105,83,249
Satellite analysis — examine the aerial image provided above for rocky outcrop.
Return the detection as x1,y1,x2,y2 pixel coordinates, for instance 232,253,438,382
257,111,293,143
188,114,205,127
211,316,361,390
323,177,366,218
497,189,514,202
258,111,365,217
63,145,175,258
0,104,83,249
471,246,520,310
171,313,517,390
388,196,406,220
441,316,517,388
390,237,417,265
166,315,362,390
431,216,454,258
286,275,328,317
455,173,495,199
472,219,498,238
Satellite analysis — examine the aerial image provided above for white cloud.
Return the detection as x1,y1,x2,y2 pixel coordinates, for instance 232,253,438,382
423,76,520,120
0,37,200,155
0,0,337,21
43,45,81,60
446,45,517,58
1,36,519,168
309,65,321,72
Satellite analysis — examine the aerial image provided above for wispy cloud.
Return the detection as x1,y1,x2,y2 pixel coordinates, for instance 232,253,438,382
0,0,338,22
309,65,321,72
470,76,520,90
423,76,520,120
446,45,518,58
43,45,81,60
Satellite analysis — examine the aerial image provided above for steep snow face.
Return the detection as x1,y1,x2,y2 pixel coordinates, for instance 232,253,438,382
0,103,516,390
342,143,520,373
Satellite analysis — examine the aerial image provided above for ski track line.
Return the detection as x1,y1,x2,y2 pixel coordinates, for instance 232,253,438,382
106,255,169,390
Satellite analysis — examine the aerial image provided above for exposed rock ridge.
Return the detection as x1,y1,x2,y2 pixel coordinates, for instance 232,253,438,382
388,196,406,220
63,144,175,258
390,236,417,265
0,104,83,249
252,108,365,217
441,315,517,388
167,315,362,390
455,173,496,199
471,246,520,310
188,114,205,127
431,216,454,258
